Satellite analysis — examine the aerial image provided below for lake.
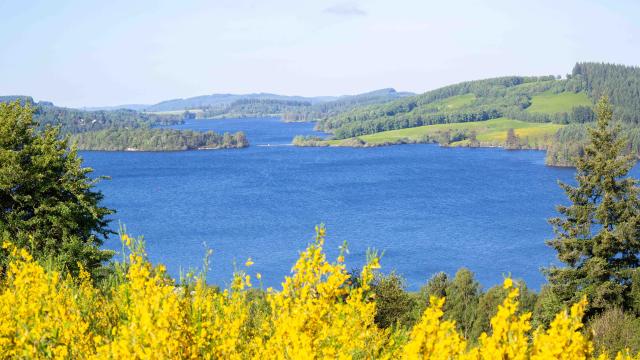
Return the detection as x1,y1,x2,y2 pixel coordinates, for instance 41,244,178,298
81,117,588,291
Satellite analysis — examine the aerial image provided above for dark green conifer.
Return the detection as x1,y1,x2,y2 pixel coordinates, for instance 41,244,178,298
546,96,640,315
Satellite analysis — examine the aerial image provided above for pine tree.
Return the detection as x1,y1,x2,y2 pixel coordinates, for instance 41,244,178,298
545,96,640,315
0,102,114,277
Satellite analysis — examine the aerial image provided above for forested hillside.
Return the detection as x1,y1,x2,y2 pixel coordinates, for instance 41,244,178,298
282,88,413,122
315,75,586,139
201,98,313,119
148,88,412,120
309,63,640,167
0,96,183,133
143,92,331,112
0,97,240,152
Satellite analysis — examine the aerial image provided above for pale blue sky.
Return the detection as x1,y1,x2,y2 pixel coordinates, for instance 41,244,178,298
1,0,638,107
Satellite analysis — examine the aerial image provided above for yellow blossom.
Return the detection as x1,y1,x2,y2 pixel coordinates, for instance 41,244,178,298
0,232,638,359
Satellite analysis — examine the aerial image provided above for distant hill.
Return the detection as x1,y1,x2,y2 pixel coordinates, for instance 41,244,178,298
188,88,413,120
125,88,415,121
316,63,640,139
282,88,414,122
81,104,150,111
300,62,640,167
143,93,336,112
87,89,414,117
0,96,183,134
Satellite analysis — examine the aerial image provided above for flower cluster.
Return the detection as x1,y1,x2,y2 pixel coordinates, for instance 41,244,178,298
0,230,639,359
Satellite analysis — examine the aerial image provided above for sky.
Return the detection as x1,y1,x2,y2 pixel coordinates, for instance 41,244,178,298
0,0,639,108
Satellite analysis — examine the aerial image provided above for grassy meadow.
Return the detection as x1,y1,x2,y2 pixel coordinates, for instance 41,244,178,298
325,118,563,148
526,91,592,114
423,93,477,111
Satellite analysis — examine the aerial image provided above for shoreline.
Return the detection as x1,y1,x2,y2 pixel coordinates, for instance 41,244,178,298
77,145,249,153
293,137,576,168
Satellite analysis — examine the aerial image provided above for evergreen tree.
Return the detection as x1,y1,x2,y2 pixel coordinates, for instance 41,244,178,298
545,96,640,315
0,102,113,277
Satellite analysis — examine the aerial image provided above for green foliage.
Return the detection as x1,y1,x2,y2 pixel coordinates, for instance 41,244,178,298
283,88,412,122
316,75,575,139
319,63,640,141
420,271,450,300
504,128,521,149
371,272,419,329
0,102,113,277
291,135,330,147
532,284,564,328
306,63,640,168
590,308,640,357
545,124,589,166
203,99,312,119
442,268,480,339
545,96,640,316
573,62,640,123
31,101,183,134
72,127,249,151
317,118,561,150
632,270,640,315
546,121,640,166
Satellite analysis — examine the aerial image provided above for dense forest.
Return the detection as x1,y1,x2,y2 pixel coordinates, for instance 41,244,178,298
201,98,313,119
282,88,413,122
72,127,248,151
142,92,332,112
188,88,412,120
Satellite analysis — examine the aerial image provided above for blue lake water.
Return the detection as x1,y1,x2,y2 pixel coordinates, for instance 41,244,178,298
81,117,599,291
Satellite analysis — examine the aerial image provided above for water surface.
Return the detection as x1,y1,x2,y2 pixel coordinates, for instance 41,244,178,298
82,117,591,290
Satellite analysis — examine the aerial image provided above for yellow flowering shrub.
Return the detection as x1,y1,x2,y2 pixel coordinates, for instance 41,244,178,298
1,229,639,359
402,296,468,358
257,226,388,359
472,278,532,360
0,241,94,358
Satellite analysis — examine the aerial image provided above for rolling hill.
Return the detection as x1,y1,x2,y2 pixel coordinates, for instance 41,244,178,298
297,63,640,167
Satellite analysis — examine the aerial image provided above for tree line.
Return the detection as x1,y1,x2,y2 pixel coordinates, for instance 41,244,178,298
201,98,313,119
0,97,184,134
72,127,248,151
282,88,411,122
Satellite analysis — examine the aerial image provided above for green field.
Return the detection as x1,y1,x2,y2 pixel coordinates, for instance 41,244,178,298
424,93,476,111
326,118,563,148
526,91,592,114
